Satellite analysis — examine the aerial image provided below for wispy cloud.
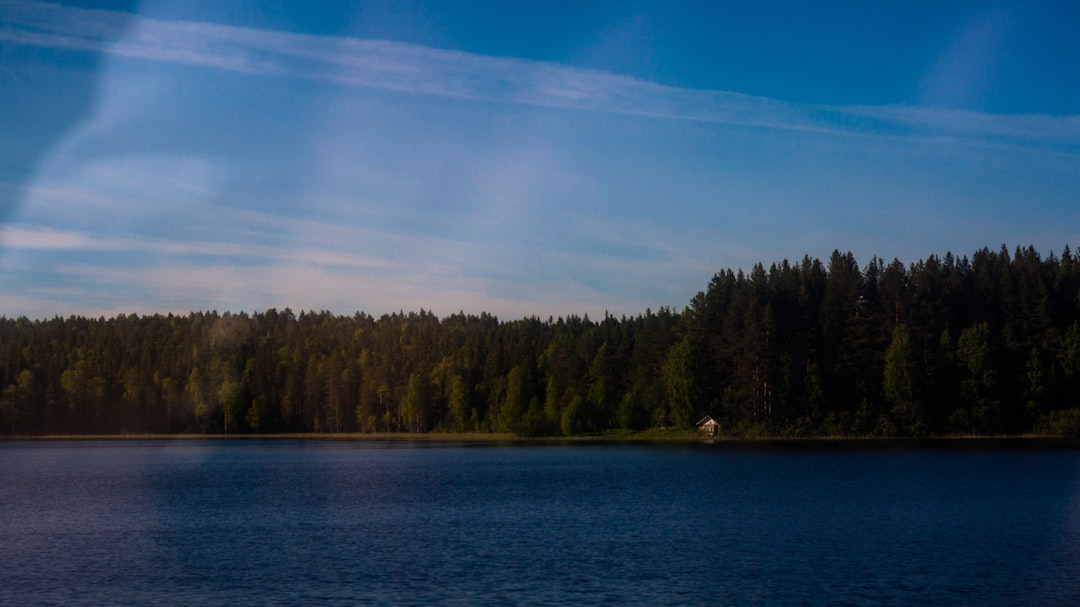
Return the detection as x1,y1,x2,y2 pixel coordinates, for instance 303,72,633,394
37,259,637,320
0,224,385,268
5,1,1079,321
0,224,94,250
0,0,806,130
5,0,1077,147
1,211,710,318
830,104,1080,148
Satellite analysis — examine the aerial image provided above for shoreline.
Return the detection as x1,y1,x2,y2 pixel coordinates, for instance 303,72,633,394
2,432,1075,447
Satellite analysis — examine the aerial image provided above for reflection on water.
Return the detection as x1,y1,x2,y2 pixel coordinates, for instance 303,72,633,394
2,440,1079,606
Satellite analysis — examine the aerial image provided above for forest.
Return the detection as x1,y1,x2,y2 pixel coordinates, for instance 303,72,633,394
2,245,1080,438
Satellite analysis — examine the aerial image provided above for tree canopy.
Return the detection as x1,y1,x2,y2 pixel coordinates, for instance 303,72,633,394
3,245,1079,437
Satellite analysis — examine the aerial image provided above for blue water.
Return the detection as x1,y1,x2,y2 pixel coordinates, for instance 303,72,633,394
2,441,1079,606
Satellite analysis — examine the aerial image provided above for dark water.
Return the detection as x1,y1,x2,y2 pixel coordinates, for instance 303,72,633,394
2,440,1080,606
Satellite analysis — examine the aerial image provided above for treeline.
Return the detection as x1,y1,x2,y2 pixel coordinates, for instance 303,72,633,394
2,245,1080,437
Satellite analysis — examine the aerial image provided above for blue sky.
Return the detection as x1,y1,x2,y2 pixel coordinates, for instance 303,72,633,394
2,0,1079,319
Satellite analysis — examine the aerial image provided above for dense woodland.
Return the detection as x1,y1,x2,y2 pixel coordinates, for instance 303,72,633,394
3,245,1080,437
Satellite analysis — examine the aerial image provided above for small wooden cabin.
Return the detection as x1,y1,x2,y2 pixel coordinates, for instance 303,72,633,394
696,415,719,436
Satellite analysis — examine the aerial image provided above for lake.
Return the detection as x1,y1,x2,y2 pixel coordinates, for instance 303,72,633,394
2,440,1079,606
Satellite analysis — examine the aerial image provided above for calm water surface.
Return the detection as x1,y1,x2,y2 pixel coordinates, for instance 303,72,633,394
2,440,1079,606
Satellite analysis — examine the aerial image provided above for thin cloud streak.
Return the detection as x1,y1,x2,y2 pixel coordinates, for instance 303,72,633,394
4,1,1077,147
832,104,1080,148
0,224,385,269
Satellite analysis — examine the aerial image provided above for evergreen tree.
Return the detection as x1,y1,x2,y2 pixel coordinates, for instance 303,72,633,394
884,325,924,435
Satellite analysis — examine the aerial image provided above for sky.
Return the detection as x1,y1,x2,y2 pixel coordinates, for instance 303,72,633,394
1,0,1079,320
